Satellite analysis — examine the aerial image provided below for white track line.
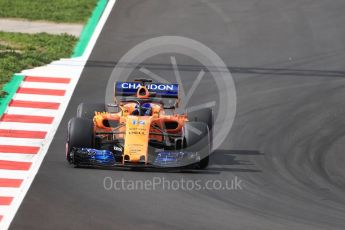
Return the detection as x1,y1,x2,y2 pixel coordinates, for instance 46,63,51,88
13,94,64,103
0,189,20,198
82,0,116,59
6,107,58,117
21,71,74,78
0,123,51,132
22,70,80,78
0,170,29,180
21,82,69,90
0,138,43,147
0,154,36,163
0,207,10,214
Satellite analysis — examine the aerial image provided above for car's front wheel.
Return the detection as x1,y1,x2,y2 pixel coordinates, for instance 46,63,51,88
66,117,94,163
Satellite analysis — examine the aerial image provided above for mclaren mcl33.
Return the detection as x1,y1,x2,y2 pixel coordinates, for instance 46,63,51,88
66,79,213,169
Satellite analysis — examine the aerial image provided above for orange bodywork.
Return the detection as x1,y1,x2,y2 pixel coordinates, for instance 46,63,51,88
92,101,187,164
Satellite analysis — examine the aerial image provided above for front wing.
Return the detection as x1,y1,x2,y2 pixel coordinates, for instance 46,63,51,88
69,148,201,168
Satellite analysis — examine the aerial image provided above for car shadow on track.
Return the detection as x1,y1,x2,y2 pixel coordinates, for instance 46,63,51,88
207,149,262,173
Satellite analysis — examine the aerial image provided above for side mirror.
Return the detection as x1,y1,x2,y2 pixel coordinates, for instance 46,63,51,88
107,103,119,113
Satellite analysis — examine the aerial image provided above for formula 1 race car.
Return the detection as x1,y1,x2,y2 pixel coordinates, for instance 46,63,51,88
66,79,213,169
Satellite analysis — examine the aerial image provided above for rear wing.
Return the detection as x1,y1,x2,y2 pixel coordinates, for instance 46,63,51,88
115,82,179,98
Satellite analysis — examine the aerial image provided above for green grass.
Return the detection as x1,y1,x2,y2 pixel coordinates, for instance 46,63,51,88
0,31,77,96
0,0,98,23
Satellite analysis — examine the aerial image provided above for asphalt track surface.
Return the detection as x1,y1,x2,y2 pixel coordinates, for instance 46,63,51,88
11,0,345,229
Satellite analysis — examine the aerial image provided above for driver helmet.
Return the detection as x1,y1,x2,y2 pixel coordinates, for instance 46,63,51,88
134,103,152,116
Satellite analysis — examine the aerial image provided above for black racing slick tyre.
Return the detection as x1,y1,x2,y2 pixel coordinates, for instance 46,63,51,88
77,102,105,120
66,117,94,163
184,122,210,169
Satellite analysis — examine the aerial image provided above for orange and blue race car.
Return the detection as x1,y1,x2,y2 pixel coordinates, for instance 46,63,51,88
66,79,212,169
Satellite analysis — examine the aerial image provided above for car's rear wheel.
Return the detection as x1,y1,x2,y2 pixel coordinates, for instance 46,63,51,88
66,117,94,163
183,121,210,169
77,102,105,119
